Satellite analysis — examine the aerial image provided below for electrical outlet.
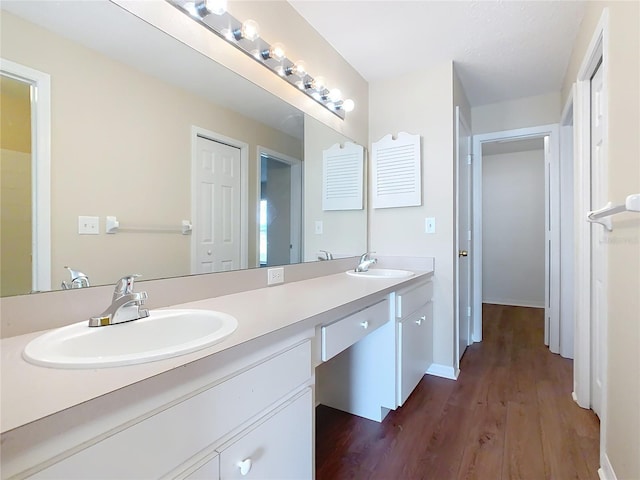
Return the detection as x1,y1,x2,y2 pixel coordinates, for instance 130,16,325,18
78,216,100,235
315,220,323,235
267,267,285,286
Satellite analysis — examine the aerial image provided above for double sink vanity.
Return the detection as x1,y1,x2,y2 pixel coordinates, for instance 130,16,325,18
1,258,434,479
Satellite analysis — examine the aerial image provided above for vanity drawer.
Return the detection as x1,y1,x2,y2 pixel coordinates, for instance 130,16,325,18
396,280,433,318
321,299,389,361
31,341,311,479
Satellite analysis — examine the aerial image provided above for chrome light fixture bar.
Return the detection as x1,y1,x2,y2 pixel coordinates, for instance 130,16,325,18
167,0,354,119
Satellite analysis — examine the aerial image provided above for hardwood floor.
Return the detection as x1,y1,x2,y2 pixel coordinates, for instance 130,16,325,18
316,304,600,480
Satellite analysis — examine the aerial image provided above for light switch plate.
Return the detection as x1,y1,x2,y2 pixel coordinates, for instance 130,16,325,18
315,220,323,235
425,217,436,234
79,216,100,234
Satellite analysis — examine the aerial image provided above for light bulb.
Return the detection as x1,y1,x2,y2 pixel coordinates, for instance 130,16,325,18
206,0,227,15
292,61,306,77
192,0,226,17
234,19,259,41
343,99,355,112
262,42,286,61
312,76,326,91
328,88,342,102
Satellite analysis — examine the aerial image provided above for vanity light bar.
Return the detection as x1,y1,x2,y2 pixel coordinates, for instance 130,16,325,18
167,0,352,119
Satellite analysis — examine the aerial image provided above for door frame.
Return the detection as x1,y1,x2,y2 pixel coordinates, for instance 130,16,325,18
190,126,248,272
559,85,575,360
572,11,609,477
257,146,303,265
455,105,472,367
471,124,560,343
0,58,51,293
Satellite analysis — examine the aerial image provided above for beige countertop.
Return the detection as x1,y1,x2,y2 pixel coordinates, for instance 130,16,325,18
1,269,433,434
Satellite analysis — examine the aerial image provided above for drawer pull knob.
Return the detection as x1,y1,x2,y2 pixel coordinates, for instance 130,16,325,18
416,315,426,326
360,321,369,329
238,458,252,476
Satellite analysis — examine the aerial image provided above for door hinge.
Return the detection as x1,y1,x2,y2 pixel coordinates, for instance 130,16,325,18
467,306,472,317
467,153,473,165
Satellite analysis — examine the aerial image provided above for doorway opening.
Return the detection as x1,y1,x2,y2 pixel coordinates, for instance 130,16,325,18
472,124,560,349
258,147,303,267
0,59,51,294
481,136,547,313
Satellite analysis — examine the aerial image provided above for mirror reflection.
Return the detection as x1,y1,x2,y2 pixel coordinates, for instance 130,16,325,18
0,0,367,297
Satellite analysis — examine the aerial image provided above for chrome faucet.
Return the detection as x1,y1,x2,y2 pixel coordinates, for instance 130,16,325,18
89,274,149,327
318,250,334,261
355,252,377,272
61,266,90,289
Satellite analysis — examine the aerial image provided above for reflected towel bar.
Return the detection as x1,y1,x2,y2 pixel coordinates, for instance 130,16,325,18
105,216,192,235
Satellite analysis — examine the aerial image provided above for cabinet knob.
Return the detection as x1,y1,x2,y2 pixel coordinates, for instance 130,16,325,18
360,320,369,329
416,315,426,326
238,458,252,476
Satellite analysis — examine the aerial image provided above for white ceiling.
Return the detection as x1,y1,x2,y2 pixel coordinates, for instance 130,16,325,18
288,0,587,106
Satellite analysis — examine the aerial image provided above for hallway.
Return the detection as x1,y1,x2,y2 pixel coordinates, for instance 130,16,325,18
316,304,600,479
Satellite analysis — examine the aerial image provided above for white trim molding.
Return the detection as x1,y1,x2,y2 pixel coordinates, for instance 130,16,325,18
598,452,618,480
426,363,459,380
572,7,610,477
573,6,608,413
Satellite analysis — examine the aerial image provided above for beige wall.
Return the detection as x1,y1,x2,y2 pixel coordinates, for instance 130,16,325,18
471,92,561,134
304,115,367,260
562,2,640,478
369,61,457,371
1,11,302,291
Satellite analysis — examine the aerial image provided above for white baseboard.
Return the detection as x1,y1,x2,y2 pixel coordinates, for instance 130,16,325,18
426,363,459,380
483,300,545,309
598,452,617,480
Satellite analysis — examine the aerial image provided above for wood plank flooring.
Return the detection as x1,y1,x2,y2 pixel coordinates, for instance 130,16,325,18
316,304,600,480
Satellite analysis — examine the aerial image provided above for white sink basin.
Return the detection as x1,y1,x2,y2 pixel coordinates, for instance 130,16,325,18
23,309,238,369
346,268,415,279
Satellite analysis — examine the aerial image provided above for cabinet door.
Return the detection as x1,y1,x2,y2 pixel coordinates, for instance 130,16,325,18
398,302,433,405
218,389,312,480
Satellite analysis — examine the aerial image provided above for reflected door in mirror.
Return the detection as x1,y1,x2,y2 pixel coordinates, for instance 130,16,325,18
194,136,241,273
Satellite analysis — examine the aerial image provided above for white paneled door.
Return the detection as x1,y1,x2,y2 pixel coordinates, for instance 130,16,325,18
456,107,472,362
590,61,606,417
194,135,241,273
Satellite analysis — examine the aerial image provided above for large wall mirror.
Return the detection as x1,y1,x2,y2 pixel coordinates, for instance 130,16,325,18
0,0,367,297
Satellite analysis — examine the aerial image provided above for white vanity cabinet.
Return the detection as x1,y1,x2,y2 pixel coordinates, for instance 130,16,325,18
316,278,434,422
396,282,434,405
20,341,312,480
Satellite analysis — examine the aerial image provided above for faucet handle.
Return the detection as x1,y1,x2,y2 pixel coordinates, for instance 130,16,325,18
359,251,376,262
113,274,141,300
